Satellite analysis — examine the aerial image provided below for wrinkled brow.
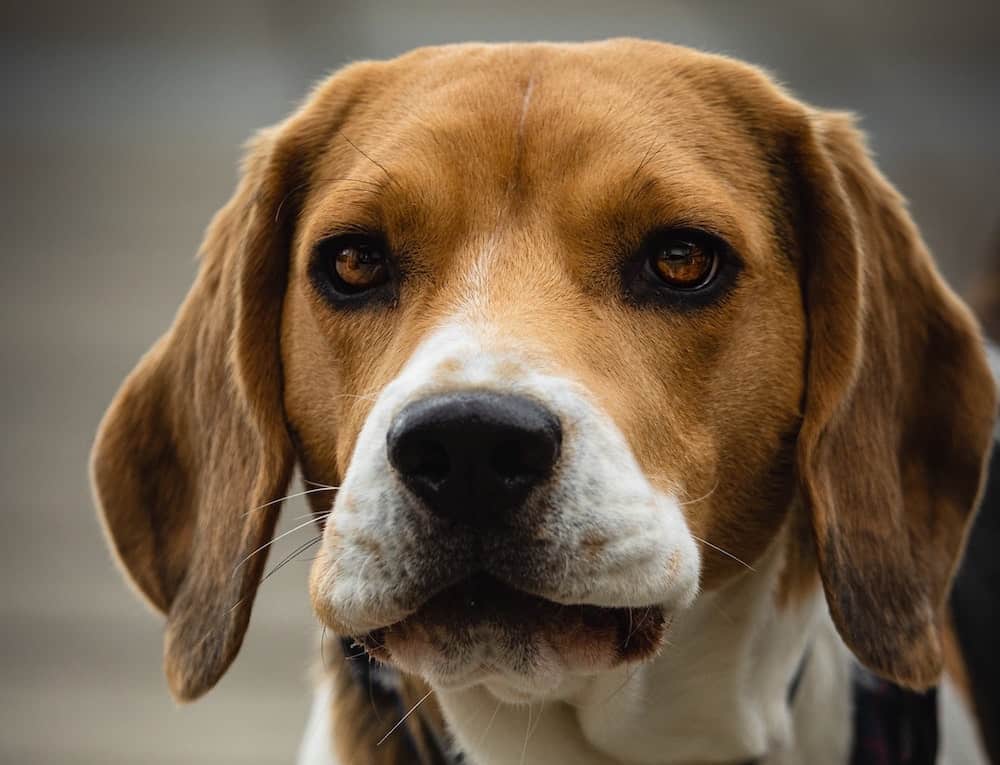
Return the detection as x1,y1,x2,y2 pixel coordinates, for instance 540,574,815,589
302,166,471,258
559,162,755,258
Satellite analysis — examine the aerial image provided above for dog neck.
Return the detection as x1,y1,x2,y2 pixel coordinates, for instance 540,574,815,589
436,529,853,764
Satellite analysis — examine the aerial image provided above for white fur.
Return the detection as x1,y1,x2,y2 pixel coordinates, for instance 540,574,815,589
312,321,700,652
301,596,987,764
303,326,991,763
297,680,339,765
939,675,988,765
436,535,852,765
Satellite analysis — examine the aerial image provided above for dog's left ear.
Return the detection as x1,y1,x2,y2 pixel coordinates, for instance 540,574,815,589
793,111,997,690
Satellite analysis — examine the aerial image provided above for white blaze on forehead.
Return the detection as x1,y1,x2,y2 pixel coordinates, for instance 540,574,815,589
463,74,538,315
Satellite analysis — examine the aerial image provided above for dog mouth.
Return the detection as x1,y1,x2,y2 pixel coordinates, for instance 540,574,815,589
356,574,669,675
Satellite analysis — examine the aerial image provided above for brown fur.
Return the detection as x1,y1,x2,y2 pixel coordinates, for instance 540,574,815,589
91,39,996,757
328,664,408,765
324,634,446,764
792,113,996,689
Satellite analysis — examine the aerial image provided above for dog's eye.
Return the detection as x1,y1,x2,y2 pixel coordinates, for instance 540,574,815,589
624,228,737,309
647,234,719,290
333,244,387,292
312,234,392,301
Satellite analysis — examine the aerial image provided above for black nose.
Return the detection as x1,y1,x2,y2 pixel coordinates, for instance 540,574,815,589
386,392,562,524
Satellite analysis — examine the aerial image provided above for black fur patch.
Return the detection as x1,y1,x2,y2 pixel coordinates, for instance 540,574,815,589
950,434,1000,760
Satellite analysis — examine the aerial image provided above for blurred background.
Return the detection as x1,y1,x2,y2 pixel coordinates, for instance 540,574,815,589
3,1,998,762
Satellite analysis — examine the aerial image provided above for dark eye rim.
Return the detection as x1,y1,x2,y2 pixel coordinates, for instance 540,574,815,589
623,227,741,309
308,231,398,308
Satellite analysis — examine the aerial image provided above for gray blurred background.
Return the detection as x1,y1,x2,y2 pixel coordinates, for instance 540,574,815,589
3,1,998,762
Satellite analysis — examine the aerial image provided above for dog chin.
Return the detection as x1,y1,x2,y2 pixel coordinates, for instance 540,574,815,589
355,574,670,698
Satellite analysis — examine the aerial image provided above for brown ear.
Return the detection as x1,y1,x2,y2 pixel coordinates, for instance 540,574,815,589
794,112,997,689
91,126,301,701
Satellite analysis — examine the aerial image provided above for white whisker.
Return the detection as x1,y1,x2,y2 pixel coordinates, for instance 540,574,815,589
242,485,339,518
525,701,545,760
289,510,332,522
376,688,435,747
678,480,720,507
304,479,339,489
331,392,379,402
355,551,376,586
233,517,325,575
599,663,641,707
692,534,755,572
521,704,533,765
477,699,503,751
260,536,322,583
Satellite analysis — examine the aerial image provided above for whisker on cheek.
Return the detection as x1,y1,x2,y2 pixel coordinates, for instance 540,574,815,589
329,391,380,402
232,516,327,575
242,485,339,518
259,536,323,584
596,662,650,708
691,534,755,573
645,477,752,572
477,699,504,752
355,551,377,585
521,699,547,765
288,510,332,523
678,480,720,507
375,687,435,748
647,475,720,508
304,479,339,489
624,605,653,649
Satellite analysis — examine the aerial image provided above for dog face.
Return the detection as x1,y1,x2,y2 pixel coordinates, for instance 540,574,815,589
285,46,805,700
92,40,996,704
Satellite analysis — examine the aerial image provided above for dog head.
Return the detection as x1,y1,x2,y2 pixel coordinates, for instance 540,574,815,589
92,40,996,703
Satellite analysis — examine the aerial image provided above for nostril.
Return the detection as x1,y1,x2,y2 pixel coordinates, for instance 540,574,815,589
412,440,450,484
387,431,451,485
490,439,532,482
489,437,556,483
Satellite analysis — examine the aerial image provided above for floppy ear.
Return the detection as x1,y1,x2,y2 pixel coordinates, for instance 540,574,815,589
794,112,997,690
91,125,302,701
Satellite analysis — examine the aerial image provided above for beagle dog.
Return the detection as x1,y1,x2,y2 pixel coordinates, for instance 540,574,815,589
91,40,998,764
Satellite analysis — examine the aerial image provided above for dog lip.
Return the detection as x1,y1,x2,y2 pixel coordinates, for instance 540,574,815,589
356,573,669,664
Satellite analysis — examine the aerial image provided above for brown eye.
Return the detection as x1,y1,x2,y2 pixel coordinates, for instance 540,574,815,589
311,233,394,303
333,244,388,291
649,237,719,290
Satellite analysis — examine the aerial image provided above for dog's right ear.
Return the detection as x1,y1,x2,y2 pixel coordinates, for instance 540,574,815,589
90,66,372,701
91,124,298,701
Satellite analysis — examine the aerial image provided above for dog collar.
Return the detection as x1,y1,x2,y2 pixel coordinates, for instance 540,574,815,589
847,666,938,764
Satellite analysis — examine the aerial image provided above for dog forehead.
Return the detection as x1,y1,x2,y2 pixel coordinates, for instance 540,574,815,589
294,44,785,276
305,39,781,198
